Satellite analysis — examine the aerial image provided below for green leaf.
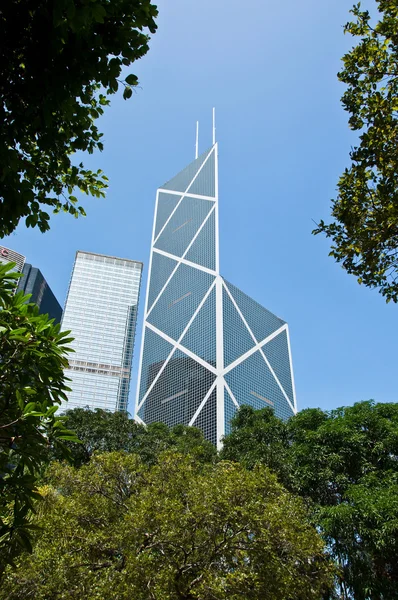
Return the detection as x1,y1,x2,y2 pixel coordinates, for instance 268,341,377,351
125,74,138,86
23,402,38,415
91,3,107,23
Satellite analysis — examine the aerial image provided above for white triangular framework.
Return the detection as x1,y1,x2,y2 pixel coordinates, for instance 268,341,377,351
135,133,297,448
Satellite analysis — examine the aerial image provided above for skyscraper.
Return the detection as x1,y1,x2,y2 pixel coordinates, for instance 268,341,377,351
17,263,62,323
135,134,297,447
61,251,142,412
0,245,62,322
0,246,25,273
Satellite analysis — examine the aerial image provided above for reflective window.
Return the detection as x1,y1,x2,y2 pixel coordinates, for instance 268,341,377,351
61,252,142,412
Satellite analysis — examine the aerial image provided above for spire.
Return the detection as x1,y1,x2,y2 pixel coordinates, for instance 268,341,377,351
212,107,216,145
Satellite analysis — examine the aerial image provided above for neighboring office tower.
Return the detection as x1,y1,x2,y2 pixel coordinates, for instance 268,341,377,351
17,263,62,323
61,251,142,412
0,245,62,323
0,246,25,272
135,134,297,448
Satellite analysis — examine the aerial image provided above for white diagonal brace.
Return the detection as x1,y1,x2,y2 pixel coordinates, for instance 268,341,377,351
189,379,217,426
258,345,296,415
154,148,215,245
153,248,215,276
286,324,298,412
136,343,178,412
222,279,281,374
222,281,295,413
147,205,216,318
138,280,217,410
146,260,179,318
158,188,216,202
135,413,145,425
222,323,287,376
224,380,240,408
222,280,257,343
134,189,161,420
146,323,218,377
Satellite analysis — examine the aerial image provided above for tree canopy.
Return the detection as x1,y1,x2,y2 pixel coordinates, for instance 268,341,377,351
314,2,398,302
0,0,157,237
0,452,334,600
222,401,398,599
0,263,76,575
54,407,217,467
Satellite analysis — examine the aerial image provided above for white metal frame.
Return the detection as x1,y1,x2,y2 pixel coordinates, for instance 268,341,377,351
134,125,297,447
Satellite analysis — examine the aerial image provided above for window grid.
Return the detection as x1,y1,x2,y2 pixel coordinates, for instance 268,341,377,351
224,388,237,437
223,278,285,343
161,147,213,193
140,350,216,429
61,251,142,412
154,196,213,259
262,330,294,404
147,263,215,342
136,144,296,445
223,286,256,367
225,350,294,423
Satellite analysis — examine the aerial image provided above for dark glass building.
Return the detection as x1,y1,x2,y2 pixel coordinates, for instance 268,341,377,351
0,245,62,323
17,263,62,323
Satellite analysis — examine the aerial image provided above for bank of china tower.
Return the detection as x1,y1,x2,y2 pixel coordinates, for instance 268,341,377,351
135,139,297,447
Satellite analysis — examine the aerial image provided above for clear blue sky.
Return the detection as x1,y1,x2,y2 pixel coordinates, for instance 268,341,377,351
4,0,397,415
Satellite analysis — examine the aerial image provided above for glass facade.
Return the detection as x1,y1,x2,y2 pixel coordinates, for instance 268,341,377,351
0,246,61,322
17,263,62,323
61,251,142,412
136,142,297,447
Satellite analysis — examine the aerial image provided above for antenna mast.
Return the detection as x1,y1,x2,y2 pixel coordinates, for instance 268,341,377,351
212,107,216,145
195,121,199,159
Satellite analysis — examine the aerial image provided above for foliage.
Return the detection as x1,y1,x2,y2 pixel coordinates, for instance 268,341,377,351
314,2,398,302
0,0,157,237
289,401,398,599
0,263,76,575
220,404,291,479
54,407,217,467
0,452,334,600
222,401,398,599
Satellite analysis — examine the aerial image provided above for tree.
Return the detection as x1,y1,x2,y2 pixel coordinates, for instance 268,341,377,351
222,401,398,599
314,2,398,302
54,407,217,467
0,0,157,237
0,452,334,599
0,263,76,576
288,402,398,599
220,404,291,482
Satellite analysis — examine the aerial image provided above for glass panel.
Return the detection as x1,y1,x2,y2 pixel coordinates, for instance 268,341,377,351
262,329,294,404
180,286,216,367
224,388,237,437
154,196,213,259
161,147,213,193
191,387,217,445
223,279,285,343
188,150,215,197
223,285,255,367
140,350,216,428
138,326,175,404
185,209,216,271
155,192,182,238
225,350,294,422
147,251,178,312
147,263,215,342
